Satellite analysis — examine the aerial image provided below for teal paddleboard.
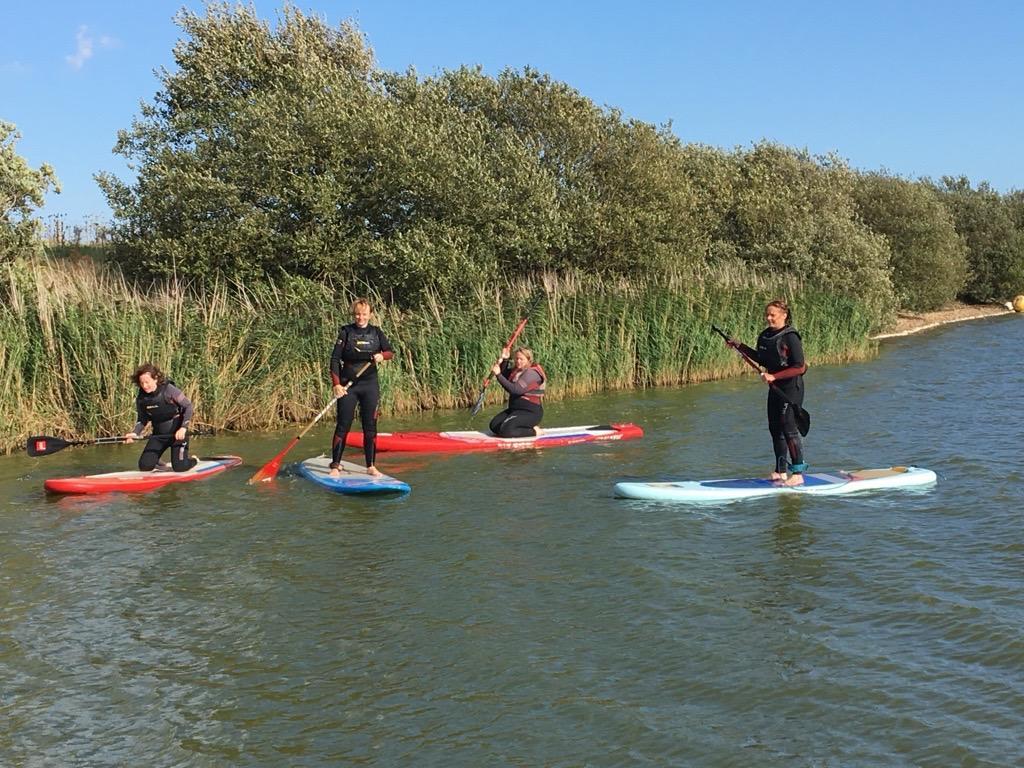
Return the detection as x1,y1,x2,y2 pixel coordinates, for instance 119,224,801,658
615,466,937,503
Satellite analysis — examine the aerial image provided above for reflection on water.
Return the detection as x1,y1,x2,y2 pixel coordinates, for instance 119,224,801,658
1,315,1023,766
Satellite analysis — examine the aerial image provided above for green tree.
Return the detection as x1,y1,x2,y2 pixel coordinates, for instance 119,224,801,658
428,66,705,276
935,176,1024,302
98,6,564,300
1,121,59,263
853,173,967,311
713,143,894,319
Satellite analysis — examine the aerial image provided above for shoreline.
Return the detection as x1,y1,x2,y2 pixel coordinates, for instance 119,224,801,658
871,302,1016,340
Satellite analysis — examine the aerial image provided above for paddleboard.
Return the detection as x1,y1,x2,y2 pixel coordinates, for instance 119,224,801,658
297,456,410,495
346,422,643,453
614,466,937,503
44,455,243,495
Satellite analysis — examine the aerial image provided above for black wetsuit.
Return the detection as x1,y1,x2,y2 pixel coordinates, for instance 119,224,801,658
489,363,546,438
739,326,807,474
330,322,394,468
131,381,196,472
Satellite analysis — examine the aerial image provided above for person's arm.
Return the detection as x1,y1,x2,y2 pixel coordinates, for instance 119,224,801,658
125,399,147,440
373,328,394,364
330,328,346,387
496,368,541,396
164,384,194,427
164,384,194,441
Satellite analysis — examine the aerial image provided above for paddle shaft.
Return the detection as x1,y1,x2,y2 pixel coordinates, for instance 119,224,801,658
470,293,546,416
483,316,529,386
248,361,372,483
26,435,128,457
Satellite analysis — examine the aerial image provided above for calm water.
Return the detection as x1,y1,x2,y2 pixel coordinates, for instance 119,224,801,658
2,315,1022,767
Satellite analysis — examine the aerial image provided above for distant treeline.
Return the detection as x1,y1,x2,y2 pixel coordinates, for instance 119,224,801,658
84,3,1023,316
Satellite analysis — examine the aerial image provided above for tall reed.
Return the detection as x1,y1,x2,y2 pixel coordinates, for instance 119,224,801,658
0,257,876,454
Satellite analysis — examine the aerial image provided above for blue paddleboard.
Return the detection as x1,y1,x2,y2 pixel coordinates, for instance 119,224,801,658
615,466,936,503
297,456,410,495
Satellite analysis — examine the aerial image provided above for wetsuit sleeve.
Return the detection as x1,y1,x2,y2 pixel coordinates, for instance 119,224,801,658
132,397,148,435
735,342,764,367
378,328,394,361
771,331,807,382
164,384,194,427
330,327,346,386
496,368,542,396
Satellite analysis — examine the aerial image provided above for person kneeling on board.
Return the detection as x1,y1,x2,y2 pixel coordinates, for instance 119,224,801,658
124,362,198,472
489,346,546,438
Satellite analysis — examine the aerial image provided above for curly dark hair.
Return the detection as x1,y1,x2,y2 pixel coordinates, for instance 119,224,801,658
132,362,166,387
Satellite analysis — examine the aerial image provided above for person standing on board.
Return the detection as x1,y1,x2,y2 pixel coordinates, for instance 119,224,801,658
124,362,198,472
329,297,394,478
725,300,807,486
489,346,546,438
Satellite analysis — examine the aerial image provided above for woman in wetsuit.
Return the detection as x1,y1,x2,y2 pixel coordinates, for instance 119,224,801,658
489,346,546,438
329,297,394,478
124,362,197,472
726,300,807,487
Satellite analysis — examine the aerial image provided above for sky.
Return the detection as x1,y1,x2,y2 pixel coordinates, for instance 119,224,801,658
3,0,1023,228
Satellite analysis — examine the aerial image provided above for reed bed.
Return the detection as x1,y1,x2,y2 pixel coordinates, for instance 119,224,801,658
0,257,876,454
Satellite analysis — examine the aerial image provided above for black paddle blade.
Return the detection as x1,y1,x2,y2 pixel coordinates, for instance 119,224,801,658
469,386,488,416
795,407,811,437
26,435,71,457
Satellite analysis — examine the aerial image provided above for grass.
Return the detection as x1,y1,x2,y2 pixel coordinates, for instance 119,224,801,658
0,256,876,454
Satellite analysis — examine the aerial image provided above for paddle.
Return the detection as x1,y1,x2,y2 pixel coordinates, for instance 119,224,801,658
27,434,131,457
470,292,545,417
248,361,372,483
27,427,216,457
711,324,811,437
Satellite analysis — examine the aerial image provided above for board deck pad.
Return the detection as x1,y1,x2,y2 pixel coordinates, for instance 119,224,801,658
44,455,243,494
297,456,410,495
346,423,643,453
614,466,937,503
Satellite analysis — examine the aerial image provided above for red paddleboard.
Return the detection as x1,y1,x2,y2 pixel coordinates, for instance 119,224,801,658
347,423,643,453
44,456,243,494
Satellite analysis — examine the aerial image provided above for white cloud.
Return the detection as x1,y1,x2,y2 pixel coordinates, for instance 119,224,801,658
66,25,118,70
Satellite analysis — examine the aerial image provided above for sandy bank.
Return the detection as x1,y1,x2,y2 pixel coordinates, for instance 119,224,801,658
871,302,1016,340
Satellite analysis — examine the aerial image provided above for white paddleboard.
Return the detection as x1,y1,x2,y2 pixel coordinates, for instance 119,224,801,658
615,466,937,503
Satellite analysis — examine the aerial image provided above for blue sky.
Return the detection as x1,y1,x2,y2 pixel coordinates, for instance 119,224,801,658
3,0,1023,227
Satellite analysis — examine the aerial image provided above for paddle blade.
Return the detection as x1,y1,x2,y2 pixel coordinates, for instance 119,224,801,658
248,437,299,483
796,407,811,437
469,382,489,416
26,435,71,457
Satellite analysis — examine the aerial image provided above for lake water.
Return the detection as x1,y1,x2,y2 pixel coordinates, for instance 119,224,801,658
2,314,1022,766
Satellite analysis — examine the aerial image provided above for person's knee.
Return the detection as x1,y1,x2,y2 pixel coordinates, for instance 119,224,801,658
139,453,159,471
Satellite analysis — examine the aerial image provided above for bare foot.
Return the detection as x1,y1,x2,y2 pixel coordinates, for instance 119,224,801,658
770,471,786,482
329,462,341,478
783,473,805,487
367,465,384,478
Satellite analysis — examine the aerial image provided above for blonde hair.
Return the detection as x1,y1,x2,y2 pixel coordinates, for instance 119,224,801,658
351,297,372,313
514,347,535,364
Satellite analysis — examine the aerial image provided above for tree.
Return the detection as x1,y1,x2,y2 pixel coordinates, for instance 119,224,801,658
712,143,894,318
853,173,967,311
1,121,59,263
934,176,1024,302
